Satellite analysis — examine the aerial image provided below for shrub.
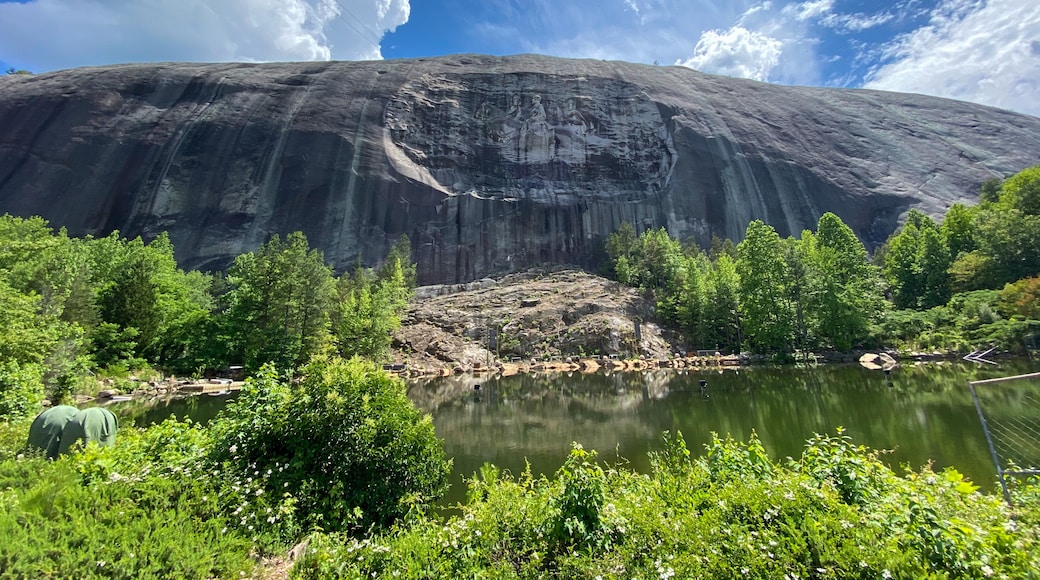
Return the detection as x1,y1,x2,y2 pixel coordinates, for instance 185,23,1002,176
292,431,1040,579
0,419,256,578
0,360,42,420
209,356,451,535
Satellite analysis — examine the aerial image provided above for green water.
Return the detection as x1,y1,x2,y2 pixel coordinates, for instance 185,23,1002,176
114,359,1040,505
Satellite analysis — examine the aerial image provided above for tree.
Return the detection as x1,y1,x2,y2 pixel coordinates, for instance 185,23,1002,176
802,213,883,350
999,276,1040,319
979,178,1003,204
883,210,950,309
975,207,1040,285
706,252,741,351
948,250,998,293
919,227,952,308
674,252,710,346
224,232,337,373
999,165,1040,216
737,221,795,353
605,222,638,269
940,203,977,259
335,252,412,361
379,234,417,290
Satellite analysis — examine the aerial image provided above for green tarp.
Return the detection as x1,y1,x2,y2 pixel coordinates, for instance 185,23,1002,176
58,407,118,456
26,406,119,458
25,405,79,459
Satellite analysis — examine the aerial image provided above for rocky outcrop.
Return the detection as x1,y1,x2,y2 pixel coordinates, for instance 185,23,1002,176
1,54,1039,283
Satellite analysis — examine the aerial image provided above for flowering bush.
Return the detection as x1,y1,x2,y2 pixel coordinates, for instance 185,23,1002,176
209,356,451,535
293,431,1040,579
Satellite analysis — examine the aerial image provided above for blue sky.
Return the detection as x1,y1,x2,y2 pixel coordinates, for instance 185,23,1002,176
1,0,1038,116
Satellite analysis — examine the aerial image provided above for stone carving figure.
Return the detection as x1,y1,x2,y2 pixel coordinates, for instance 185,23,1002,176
562,98,588,137
520,94,555,161
555,97,590,162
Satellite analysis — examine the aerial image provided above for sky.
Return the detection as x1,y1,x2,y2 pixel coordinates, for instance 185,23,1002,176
1,0,1038,117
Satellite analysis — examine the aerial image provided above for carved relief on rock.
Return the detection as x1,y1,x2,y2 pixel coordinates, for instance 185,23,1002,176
384,74,677,202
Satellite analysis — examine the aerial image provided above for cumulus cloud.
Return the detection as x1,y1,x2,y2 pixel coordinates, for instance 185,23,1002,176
863,0,1040,117
0,0,410,72
676,25,783,81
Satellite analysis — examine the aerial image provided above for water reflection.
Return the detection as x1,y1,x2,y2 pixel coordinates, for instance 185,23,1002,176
107,359,1040,506
420,360,1040,504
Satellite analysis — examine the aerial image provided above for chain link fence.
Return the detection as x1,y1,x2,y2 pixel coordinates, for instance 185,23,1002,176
968,372,1040,503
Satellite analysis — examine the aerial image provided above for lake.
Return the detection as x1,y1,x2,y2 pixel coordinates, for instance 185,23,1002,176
110,358,1040,505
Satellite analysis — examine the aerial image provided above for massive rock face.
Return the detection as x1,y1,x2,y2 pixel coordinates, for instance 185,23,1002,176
1,54,1039,284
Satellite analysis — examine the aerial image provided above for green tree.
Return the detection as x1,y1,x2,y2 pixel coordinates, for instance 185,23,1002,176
802,213,883,350
975,207,1040,285
224,232,337,373
948,250,998,293
674,252,710,346
919,227,952,308
883,210,950,309
979,177,1003,204
705,252,741,351
999,165,1040,216
334,253,412,361
605,221,639,280
737,221,795,353
379,234,417,290
999,276,1040,319
940,203,977,259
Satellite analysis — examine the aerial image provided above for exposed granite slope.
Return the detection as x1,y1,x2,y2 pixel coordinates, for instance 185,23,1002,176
2,54,1038,283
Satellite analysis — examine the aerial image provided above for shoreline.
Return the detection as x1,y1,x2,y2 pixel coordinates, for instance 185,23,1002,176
391,349,1009,380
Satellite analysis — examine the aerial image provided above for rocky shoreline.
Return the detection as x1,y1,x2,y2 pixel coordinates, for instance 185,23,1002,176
388,267,975,379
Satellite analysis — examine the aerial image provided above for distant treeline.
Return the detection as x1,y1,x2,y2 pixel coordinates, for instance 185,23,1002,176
606,165,1040,356
0,221,414,418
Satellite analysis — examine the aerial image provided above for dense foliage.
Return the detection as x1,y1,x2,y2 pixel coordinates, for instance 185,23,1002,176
293,430,1040,579
208,357,451,534
0,220,413,420
0,356,449,576
606,164,1040,356
608,212,885,355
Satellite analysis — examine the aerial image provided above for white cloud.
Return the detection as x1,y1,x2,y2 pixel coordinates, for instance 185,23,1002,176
783,0,833,21
821,11,894,32
0,0,410,72
863,0,1040,117
676,25,783,81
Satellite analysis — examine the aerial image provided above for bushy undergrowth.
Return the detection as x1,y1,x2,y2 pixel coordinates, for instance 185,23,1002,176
0,417,256,578
878,290,1040,353
0,355,451,577
294,430,1040,579
208,356,451,536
